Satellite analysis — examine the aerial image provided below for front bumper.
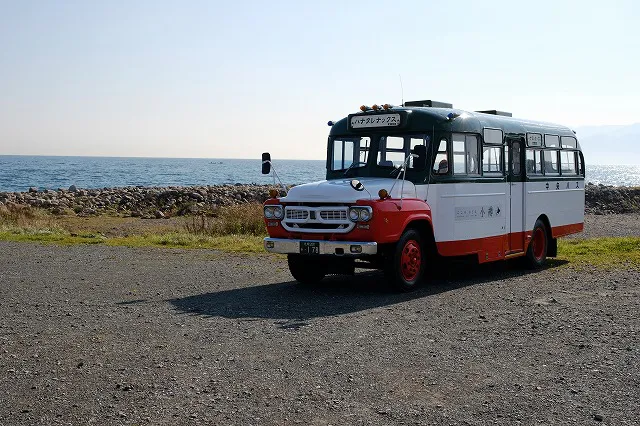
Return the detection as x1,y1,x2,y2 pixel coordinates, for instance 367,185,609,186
264,238,378,255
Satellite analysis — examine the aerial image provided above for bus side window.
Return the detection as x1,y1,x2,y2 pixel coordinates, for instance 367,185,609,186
560,150,577,175
465,135,480,175
482,145,502,175
544,150,560,175
577,153,584,175
433,138,449,174
526,149,543,175
452,134,466,175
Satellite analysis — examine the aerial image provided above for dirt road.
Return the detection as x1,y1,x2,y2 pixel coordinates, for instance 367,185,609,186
0,234,639,424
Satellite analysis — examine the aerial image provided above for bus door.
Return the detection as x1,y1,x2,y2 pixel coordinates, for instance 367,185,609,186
507,138,525,253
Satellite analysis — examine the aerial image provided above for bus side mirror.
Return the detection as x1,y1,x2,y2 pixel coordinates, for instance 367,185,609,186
412,145,427,170
261,152,271,174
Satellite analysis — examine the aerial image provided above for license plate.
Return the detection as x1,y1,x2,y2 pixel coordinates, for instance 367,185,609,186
300,241,320,255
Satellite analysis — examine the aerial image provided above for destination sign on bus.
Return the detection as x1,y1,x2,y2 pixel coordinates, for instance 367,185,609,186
527,133,543,147
350,113,401,129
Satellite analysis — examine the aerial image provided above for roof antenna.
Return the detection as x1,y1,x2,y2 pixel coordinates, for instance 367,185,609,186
399,74,404,107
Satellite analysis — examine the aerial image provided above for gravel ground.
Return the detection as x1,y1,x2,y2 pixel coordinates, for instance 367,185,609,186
0,215,638,425
574,213,640,239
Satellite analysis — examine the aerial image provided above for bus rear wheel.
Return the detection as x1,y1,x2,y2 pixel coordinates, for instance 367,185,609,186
287,254,327,285
525,219,548,268
385,229,425,292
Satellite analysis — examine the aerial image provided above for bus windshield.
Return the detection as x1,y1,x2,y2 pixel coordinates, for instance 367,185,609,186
331,137,371,171
376,135,429,169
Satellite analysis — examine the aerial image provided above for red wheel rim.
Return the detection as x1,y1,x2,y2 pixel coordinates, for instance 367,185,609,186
532,227,546,260
400,239,421,281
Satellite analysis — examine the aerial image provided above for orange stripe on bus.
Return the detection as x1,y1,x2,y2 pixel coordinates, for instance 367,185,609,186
436,222,583,263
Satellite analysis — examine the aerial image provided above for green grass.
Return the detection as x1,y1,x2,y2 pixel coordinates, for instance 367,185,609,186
105,233,265,252
558,237,640,267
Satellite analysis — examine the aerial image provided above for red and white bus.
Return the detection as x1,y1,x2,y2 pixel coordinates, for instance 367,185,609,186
262,100,585,291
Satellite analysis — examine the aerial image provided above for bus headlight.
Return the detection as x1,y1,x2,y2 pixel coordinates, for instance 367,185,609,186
273,206,284,219
359,208,371,222
264,205,283,219
348,206,373,222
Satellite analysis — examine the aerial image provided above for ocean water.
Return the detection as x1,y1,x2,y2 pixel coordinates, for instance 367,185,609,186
0,156,326,193
0,155,638,192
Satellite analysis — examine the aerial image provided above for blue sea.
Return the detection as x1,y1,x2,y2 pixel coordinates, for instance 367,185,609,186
0,155,638,192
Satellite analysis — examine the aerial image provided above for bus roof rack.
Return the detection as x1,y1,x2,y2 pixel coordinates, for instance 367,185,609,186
404,100,453,108
476,110,512,117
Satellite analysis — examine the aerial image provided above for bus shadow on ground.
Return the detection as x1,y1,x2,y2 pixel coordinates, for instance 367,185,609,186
169,258,567,324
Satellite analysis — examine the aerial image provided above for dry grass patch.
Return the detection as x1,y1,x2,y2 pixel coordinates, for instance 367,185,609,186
185,203,266,236
0,203,266,252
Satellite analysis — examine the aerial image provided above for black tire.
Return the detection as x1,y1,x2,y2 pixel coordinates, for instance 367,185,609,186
287,254,327,285
384,229,426,292
525,219,548,269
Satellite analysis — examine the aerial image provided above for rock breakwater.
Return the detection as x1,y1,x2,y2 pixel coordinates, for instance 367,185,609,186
584,183,640,215
0,183,638,218
0,185,275,218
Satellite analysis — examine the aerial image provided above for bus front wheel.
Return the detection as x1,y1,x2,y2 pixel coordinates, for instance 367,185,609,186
385,229,425,291
287,254,327,285
526,219,548,268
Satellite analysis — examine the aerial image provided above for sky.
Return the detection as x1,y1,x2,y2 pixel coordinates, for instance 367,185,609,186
1,0,639,161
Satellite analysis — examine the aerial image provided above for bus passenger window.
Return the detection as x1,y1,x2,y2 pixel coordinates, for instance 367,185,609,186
526,149,543,175
465,135,479,175
544,135,560,148
433,138,449,174
544,150,560,175
482,146,502,175
561,151,577,175
577,153,584,175
453,134,466,175
561,136,577,149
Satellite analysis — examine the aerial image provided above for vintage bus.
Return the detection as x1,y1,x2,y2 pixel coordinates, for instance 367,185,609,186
262,100,585,291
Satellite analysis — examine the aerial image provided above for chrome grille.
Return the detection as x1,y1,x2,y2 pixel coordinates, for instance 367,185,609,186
320,210,347,221
283,205,354,234
286,209,308,220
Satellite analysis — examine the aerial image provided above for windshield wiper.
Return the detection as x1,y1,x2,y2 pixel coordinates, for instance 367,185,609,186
389,165,403,177
343,161,367,176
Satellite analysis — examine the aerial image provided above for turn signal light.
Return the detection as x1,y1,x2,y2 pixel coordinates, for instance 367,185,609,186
269,189,278,198
378,189,389,199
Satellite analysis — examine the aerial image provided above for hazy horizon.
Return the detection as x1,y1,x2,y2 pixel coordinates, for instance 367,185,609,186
1,153,638,166
1,1,639,162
